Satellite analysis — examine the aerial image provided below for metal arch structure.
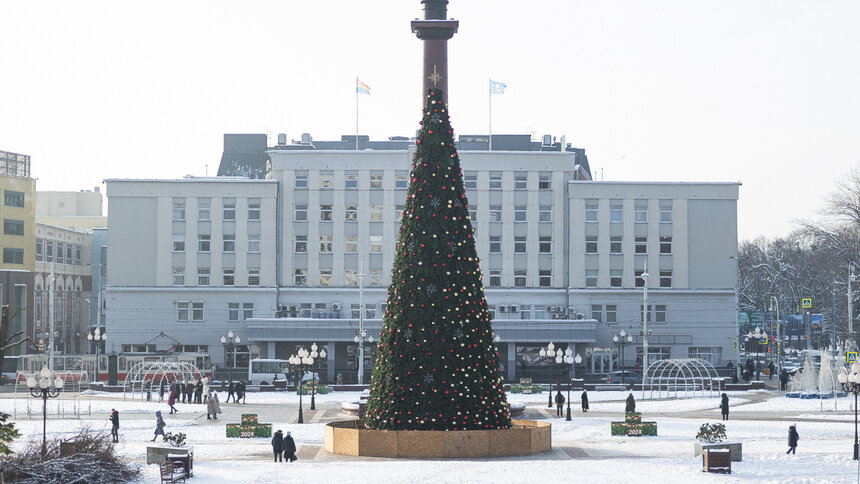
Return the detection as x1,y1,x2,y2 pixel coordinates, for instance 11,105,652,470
642,358,720,399
122,361,203,401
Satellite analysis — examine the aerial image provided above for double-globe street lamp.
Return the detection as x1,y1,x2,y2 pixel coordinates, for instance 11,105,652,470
838,364,860,460
307,343,326,410
540,342,560,408
562,348,582,421
288,348,314,424
747,327,768,380
26,368,65,458
613,330,634,384
86,328,107,383
354,330,374,385
220,331,241,370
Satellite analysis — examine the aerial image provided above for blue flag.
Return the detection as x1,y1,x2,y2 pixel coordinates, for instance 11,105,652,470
490,79,507,94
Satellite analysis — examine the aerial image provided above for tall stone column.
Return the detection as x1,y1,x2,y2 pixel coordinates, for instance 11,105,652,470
411,0,459,102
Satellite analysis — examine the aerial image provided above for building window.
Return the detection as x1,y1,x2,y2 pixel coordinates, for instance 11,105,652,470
660,200,672,223
46,242,53,262
35,239,42,261
539,174,551,190
370,204,383,221
66,245,72,261
370,174,383,189
640,304,652,323
248,201,261,220
520,304,531,320
295,205,307,221
370,269,382,286
489,175,502,190
610,269,622,288
197,269,210,286
197,234,210,252
610,200,623,223
223,269,235,286
2,248,23,264
172,200,185,221
585,270,598,288
606,305,617,323
198,199,211,221
320,205,333,221
4,190,25,207
192,302,204,321
539,206,552,222
688,347,722,365
514,236,527,253
468,209,476,222
345,269,358,286
489,205,502,222
514,206,527,222
585,236,597,254
75,245,81,264
635,237,647,254
635,200,647,223
3,219,24,236
585,200,598,222
514,270,527,287
395,174,408,189
320,269,332,286
539,270,551,287
248,237,260,253
489,270,501,287
655,304,667,323
173,268,184,286
539,236,552,253
345,205,358,221
320,235,332,253
370,236,383,253
591,305,603,323
660,236,672,254
465,174,477,189
294,269,307,286
173,235,185,252
345,235,358,253
243,303,254,320
223,234,236,252
514,173,527,190
177,302,189,321
295,174,308,189
228,303,239,321
396,205,405,222
294,236,307,253
248,269,260,286
660,270,672,288
345,173,358,189
489,236,501,254
320,174,333,189
223,200,236,221
635,270,645,288
56,242,64,263
610,236,622,254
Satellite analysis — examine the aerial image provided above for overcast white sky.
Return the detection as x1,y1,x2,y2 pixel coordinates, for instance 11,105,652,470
1,1,858,241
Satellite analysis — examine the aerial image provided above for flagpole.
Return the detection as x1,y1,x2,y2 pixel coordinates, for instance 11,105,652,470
488,78,493,152
355,76,359,151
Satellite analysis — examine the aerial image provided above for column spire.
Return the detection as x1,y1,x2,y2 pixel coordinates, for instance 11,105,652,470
411,0,459,101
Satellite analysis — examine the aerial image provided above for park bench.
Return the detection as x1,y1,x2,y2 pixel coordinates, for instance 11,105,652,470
159,461,186,483
702,448,731,474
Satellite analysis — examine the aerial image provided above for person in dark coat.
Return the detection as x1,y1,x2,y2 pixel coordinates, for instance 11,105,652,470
238,380,247,404
284,431,297,462
719,393,729,420
731,370,739,384
227,380,235,403
194,380,204,404
159,379,166,401
780,369,789,391
185,380,194,403
554,391,565,417
179,381,187,403
581,389,589,412
625,393,636,413
109,408,120,443
151,411,166,442
787,424,799,454
271,430,284,462
768,361,775,380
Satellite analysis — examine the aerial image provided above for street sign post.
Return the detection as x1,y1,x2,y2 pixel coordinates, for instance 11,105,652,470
802,298,812,309
848,352,858,364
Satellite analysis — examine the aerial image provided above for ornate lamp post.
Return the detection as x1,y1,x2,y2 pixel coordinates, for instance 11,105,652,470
562,348,577,421
354,331,374,385
747,327,767,380
838,364,860,460
86,328,106,383
540,342,558,408
613,330,634,384
288,348,313,424
220,331,241,369
308,343,326,411
26,367,65,458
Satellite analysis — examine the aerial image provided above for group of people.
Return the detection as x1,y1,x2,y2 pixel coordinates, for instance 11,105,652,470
225,380,248,404
163,377,211,413
553,389,590,416
271,430,298,462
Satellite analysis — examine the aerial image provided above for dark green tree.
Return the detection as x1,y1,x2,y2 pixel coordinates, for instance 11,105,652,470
364,88,511,431
0,411,20,455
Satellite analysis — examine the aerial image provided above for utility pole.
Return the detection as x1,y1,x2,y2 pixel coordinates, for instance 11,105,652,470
641,261,649,399
48,263,55,374
850,262,857,350
834,279,838,361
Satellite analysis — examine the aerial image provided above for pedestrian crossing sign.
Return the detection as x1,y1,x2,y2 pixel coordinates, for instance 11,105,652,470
848,352,858,364
802,298,812,308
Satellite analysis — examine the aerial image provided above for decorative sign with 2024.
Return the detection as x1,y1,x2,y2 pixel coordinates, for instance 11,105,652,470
226,414,272,438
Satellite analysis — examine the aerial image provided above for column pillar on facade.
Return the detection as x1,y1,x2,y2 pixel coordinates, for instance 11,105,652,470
507,343,517,382
267,341,275,359
327,341,336,383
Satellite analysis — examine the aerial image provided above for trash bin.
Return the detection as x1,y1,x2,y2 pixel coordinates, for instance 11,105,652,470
147,391,152,401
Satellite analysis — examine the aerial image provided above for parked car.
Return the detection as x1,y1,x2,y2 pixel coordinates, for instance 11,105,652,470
601,371,642,384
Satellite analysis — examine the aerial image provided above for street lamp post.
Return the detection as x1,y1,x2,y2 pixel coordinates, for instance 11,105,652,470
308,343,326,410
747,327,767,380
86,328,107,383
770,296,782,374
220,331,241,371
838,364,860,460
26,368,65,458
562,348,582,421
612,330,634,385
354,331,374,385
540,343,558,408
850,262,858,351
288,348,314,424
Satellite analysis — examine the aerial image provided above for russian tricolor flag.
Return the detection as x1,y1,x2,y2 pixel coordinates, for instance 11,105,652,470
356,78,371,95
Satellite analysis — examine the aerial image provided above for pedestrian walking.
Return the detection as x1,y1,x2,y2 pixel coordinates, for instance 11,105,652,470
719,393,729,420
336,373,343,385
780,369,789,391
625,393,636,413
768,361,775,380
581,389,589,412
206,391,222,420
194,379,203,404
554,390,565,417
185,380,194,404
284,431,297,462
168,385,178,414
179,380,186,404
237,380,247,404
109,408,120,443
159,379,166,402
731,370,738,384
151,411,166,442
271,430,284,462
787,424,799,454
227,380,235,403
203,377,210,397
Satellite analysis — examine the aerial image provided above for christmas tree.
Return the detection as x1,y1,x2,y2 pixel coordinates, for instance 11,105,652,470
364,88,511,431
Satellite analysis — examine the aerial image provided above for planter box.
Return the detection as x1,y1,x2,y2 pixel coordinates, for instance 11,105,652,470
146,445,192,465
694,442,742,462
